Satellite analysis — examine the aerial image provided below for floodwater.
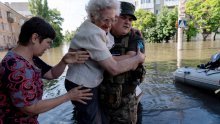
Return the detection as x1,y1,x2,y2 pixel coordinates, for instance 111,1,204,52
1,41,220,124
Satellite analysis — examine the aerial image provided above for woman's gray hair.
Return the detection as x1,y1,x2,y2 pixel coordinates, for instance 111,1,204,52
86,0,120,20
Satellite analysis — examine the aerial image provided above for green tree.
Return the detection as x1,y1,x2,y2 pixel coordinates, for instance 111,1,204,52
28,0,64,47
64,30,76,42
207,0,220,40
48,9,64,47
156,7,178,43
133,9,156,42
145,27,161,43
186,0,220,41
133,8,177,43
133,9,156,32
29,0,44,16
185,19,197,42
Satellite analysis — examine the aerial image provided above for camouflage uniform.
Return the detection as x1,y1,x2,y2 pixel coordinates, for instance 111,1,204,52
99,28,146,124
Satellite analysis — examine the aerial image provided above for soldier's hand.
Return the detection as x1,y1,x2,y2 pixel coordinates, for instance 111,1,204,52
137,48,145,64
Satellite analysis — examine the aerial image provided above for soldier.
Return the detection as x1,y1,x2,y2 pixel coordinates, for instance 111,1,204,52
99,1,146,124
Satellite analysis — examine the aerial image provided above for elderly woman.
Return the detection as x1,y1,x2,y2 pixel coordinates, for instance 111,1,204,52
65,0,145,123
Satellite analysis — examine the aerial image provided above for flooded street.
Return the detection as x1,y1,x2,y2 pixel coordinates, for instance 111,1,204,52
1,41,220,124
141,61,220,124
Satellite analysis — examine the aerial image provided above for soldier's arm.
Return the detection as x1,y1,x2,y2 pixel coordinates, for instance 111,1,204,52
113,51,136,61
98,50,145,76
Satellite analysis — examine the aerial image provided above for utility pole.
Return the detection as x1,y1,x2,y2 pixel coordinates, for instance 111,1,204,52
177,0,187,67
177,0,187,50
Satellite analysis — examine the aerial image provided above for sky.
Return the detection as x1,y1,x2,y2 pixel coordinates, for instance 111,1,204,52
0,0,134,32
0,0,89,32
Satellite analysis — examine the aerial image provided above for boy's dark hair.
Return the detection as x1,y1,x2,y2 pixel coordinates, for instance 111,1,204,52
18,16,56,46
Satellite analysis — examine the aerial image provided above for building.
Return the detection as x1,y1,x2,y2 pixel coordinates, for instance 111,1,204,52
6,2,32,18
0,2,27,50
136,0,178,14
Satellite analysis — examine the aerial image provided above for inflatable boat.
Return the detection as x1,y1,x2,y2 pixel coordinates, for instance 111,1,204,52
174,52,220,93
174,67,220,92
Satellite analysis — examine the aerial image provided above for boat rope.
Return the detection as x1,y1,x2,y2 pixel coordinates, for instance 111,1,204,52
206,71,220,76
197,69,220,76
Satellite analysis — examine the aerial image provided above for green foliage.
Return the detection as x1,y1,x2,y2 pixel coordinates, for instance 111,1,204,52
133,7,177,43
48,9,64,47
64,30,76,42
185,19,197,41
207,0,220,35
133,9,156,33
134,0,220,42
145,27,160,43
51,22,63,47
186,0,220,41
28,0,44,16
28,0,64,47
156,7,178,43
133,9,157,43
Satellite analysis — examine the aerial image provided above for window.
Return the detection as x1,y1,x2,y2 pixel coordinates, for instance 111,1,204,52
0,9,2,18
19,19,25,26
156,0,160,4
141,0,151,4
3,35,5,43
4,23,9,31
7,11,14,23
1,22,4,30
7,11,11,18
0,22,2,30
156,10,159,14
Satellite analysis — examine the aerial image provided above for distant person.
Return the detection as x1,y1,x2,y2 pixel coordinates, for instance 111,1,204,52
99,1,146,124
64,0,145,123
0,16,92,124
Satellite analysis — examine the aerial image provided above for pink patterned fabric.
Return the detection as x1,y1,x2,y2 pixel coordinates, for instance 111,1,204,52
0,51,43,124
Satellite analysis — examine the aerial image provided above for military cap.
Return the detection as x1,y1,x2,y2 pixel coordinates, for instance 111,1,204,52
120,1,137,20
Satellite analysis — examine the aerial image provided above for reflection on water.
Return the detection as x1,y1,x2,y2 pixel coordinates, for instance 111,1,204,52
146,40,220,63
40,42,69,66
1,41,220,124
1,41,220,64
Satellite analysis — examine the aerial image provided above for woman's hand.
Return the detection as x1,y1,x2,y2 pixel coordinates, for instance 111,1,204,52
67,86,93,104
62,50,90,64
